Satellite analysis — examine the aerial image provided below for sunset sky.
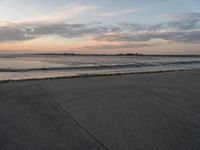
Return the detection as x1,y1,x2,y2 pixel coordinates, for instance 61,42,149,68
0,0,200,54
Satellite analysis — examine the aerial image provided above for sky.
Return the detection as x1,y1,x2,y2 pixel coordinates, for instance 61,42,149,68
0,0,200,54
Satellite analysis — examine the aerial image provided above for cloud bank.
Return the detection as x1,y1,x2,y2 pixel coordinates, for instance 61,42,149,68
0,13,200,49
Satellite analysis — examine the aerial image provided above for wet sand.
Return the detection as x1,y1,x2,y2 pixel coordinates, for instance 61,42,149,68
0,71,200,150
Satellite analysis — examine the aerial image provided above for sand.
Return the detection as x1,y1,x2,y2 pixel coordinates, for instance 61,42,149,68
0,71,200,150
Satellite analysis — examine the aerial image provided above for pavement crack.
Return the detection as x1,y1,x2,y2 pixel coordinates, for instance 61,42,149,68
40,84,109,150
54,102,109,150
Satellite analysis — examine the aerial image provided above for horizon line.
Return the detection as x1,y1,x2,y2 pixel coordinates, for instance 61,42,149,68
1,52,200,57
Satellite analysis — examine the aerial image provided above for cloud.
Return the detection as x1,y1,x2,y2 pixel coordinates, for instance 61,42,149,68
0,27,35,42
31,23,120,38
93,31,200,43
161,13,200,22
121,13,200,32
0,4,95,26
119,23,147,32
96,8,141,17
157,13,200,31
93,13,200,44
0,12,199,48
0,23,121,42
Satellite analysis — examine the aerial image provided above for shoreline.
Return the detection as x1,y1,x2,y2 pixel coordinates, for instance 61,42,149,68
1,68,200,84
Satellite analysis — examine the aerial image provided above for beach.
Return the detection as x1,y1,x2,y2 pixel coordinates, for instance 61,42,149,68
0,71,200,150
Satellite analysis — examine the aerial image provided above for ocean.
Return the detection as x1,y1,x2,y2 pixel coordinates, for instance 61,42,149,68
0,54,200,81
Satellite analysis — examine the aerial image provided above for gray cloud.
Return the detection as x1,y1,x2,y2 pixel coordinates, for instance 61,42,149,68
32,23,121,38
121,13,200,32
119,23,147,32
149,20,199,31
0,13,199,45
0,23,121,42
0,27,35,42
95,13,200,43
94,31,200,43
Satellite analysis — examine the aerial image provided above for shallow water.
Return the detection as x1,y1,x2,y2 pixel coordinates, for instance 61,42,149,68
0,54,200,81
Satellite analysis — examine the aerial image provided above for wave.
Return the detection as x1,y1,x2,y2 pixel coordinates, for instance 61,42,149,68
1,60,200,72
160,61,200,65
1,68,200,83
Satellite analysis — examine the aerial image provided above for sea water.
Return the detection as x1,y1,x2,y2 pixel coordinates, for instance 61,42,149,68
0,54,200,81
